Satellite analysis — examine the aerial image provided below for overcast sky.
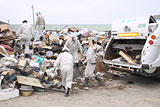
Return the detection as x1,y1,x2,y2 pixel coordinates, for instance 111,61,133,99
0,0,160,24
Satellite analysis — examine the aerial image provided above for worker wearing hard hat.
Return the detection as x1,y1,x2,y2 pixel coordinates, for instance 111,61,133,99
95,42,104,57
82,41,96,89
95,42,104,73
54,47,73,97
65,33,82,70
17,20,34,58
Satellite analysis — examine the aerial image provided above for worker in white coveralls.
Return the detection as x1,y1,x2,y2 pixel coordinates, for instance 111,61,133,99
65,34,82,77
82,41,101,90
35,12,45,35
17,20,34,58
54,47,73,97
95,42,104,57
95,42,104,73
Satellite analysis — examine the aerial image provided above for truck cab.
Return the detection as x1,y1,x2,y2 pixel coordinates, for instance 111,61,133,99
104,16,160,77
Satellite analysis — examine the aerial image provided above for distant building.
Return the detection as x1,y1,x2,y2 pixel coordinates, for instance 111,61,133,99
0,21,8,25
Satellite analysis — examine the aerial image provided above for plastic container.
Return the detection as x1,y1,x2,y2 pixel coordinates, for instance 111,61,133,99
20,91,33,96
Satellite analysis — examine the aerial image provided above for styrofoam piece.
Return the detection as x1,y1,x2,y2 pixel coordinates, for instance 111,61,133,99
0,88,19,101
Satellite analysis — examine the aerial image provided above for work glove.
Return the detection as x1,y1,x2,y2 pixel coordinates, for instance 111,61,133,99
55,67,61,72
82,60,87,65
54,67,58,71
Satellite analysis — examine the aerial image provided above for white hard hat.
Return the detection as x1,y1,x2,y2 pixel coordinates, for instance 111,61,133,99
62,47,69,52
82,41,89,45
70,33,76,38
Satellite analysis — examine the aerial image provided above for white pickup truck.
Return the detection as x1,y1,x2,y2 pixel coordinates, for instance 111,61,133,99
104,16,160,77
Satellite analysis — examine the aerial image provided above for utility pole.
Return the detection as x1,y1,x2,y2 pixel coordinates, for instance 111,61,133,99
32,5,35,25
8,20,10,25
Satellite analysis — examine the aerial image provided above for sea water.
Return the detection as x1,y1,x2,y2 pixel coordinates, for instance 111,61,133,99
9,24,111,32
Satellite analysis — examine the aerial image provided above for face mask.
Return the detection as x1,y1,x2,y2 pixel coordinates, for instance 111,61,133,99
83,45,88,54
83,45,87,49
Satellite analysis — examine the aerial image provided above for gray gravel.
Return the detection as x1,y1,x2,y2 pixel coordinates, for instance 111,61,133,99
1,75,160,107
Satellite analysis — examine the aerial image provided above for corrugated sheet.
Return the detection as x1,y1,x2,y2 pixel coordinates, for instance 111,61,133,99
0,21,8,25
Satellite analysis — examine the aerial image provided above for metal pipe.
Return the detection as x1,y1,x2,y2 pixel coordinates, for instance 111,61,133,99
32,5,35,25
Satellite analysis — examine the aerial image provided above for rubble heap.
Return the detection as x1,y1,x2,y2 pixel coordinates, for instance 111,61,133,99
0,25,111,101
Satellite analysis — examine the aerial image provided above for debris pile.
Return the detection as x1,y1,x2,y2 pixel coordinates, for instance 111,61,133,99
0,25,112,101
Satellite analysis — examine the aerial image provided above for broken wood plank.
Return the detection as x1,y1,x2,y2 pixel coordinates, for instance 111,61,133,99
119,50,136,64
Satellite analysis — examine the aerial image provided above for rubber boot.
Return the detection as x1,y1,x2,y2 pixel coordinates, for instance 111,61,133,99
65,87,70,97
22,44,25,50
75,63,79,69
84,77,89,90
62,86,66,90
75,63,82,79
73,63,76,70
95,76,102,86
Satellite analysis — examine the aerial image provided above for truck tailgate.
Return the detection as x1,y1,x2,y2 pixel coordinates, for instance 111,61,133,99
103,59,141,69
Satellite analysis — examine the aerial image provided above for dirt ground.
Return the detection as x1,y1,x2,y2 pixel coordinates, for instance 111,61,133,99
1,74,160,107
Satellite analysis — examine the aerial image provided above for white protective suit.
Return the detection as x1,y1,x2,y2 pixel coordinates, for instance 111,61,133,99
17,23,34,54
85,46,96,78
35,13,45,35
65,38,82,63
54,51,73,88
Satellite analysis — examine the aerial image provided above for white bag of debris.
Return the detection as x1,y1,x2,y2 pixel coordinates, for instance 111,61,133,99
112,57,123,62
46,51,53,57
1,57,18,66
0,88,19,101
29,60,40,68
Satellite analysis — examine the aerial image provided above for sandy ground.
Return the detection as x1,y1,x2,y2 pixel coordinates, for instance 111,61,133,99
1,74,160,107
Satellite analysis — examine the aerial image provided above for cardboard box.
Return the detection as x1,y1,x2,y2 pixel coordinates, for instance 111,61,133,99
17,75,44,88
2,71,10,81
18,60,27,67
2,69,16,81
8,69,17,81
8,69,15,76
